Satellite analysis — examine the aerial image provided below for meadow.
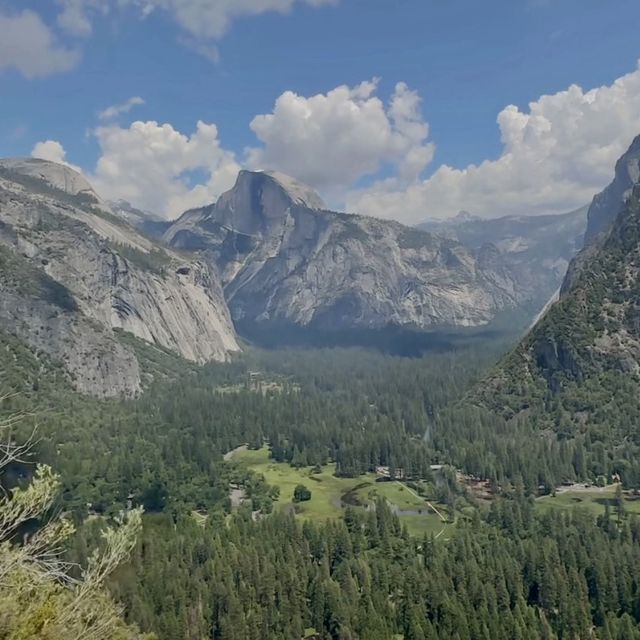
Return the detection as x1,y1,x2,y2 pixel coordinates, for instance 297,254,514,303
536,485,640,516
233,446,452,537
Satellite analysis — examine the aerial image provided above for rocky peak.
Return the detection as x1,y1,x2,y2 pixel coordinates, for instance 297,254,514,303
164,171,555,338
584,134,640,245
261,171,327,210
0,158,100,202
107,199,171,239
453,210,479,223
108,199,162,222
205,170,326,238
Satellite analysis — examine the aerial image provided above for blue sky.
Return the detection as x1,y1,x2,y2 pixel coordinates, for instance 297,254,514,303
2,0,640,221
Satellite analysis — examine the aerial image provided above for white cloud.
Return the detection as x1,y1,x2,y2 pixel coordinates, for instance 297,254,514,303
126,0,337,41
90,120,241,218
0,0,338,76
31,140,83,174
56,0,108,37
346,62,640,224
0,10,79,78
247,80,434,194
98,96,146,121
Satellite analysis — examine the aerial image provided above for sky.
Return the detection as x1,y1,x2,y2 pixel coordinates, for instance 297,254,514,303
2,0,640,222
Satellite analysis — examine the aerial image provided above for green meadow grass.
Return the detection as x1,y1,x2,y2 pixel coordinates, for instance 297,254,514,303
233,446,452,536
235,446,377,521
536,487,640,517
358,480,427,510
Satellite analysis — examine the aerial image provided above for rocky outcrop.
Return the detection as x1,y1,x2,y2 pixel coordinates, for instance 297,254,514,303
1,158,101,200
165,170,536,334
562,135,640,295
108,199,172,239
584,135,640,245
0,158,239,397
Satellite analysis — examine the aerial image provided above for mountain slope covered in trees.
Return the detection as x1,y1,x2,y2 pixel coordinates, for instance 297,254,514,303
433,137,640,491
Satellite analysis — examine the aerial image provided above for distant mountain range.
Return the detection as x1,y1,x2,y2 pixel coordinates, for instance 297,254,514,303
418,206,587,308
108,198,172,239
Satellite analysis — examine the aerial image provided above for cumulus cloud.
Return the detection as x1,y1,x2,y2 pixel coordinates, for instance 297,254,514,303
90,120,241,218
0,10,79,78
98,96,146,121
31,140,83,174
247,80,434,194
346,63,640,223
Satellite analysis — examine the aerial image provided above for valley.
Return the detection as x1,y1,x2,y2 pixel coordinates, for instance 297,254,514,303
2,126,640,640
5,3,640,638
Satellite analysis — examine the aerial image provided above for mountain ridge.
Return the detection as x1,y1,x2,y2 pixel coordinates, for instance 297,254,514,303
418,205,588,308
164,170,562,338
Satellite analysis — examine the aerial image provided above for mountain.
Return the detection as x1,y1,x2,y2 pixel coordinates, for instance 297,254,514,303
427,141,640,490
418,206,587,309
164,170,551,343
0,158,238,397
458,137,640,486
479,184,640,416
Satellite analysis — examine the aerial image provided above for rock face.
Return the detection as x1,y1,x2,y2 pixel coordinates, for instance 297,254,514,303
562,135,640,294
0,158,239,397
165,170,539,334
418,207,587,308
2,158,100,199
584,135,640,246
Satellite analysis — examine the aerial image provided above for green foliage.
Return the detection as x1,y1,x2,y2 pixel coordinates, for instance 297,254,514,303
3,302,640,638
0,411,150,640
114,329,196,385
101,496,640,640
451,187,640,491
293,484,312,502
333,215,370,243
396,226,434,250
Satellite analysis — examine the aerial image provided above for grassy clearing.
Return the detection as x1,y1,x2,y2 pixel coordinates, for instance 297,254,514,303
215,380,298,395
537,486,640,517
235,446,377,521
358,481,427,511
399,515,455,538
234,447,453,536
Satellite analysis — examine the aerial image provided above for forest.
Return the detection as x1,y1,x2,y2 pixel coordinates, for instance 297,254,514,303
2,326,640,638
